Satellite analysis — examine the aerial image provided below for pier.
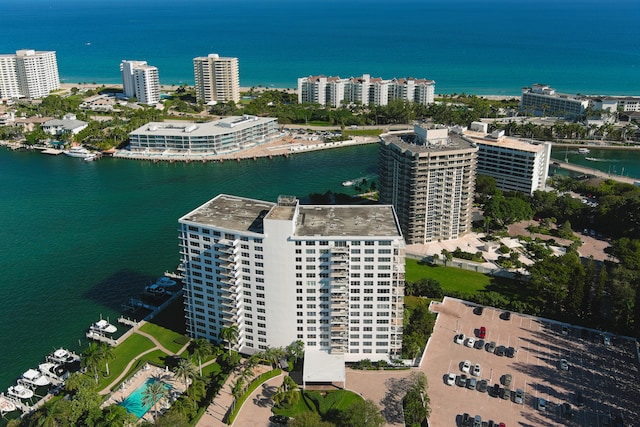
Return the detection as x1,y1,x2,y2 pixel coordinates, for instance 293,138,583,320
550,158,637,185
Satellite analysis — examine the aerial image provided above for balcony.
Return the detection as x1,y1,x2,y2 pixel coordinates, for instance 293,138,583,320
330,270,348,279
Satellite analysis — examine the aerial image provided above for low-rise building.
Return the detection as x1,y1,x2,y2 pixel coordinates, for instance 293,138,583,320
42,113,88,136
128,115,278,155
520,84,589,118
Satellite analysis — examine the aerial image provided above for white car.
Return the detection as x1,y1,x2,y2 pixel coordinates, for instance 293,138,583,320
446,372,456,386
472,363,481,377
559,358,569,371
454,333,465,345
462,360,471,373
466,337,475,348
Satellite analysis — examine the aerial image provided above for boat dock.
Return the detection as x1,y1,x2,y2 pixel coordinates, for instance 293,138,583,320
550,158,637,185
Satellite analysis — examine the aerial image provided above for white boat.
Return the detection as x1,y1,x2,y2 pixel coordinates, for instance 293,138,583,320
63,146,92,158
39,362,68,382
83,154,98,161
20,368,50,387
47,348,81,365
0,394,17,413
342,180,354,186
578,148,590,154
7,385,33,400
144,283,167,297
90,319,117,334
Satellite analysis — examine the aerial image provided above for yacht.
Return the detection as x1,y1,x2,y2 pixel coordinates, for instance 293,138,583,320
7,385,33,400
0,394,17,414
47,348,81,365
342,180,354,187
90,319,117,334
578,147,590,154
63,146,92,158
39,362,68,382
144,283,167,297
20,368,50,387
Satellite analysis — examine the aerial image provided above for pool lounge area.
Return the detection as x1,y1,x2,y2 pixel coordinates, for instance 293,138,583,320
104,365,186,423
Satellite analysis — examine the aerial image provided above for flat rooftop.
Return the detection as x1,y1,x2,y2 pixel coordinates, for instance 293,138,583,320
129,115,276,137
295,205,401,238
463,131,549,154
179,194,275,234
379,131,476,155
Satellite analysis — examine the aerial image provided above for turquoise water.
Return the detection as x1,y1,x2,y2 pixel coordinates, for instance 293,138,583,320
0,144,378,391
119,378,172,419
550,147,640,180
0,0,638,95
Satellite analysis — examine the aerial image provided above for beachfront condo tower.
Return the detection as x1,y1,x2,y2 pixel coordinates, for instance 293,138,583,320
0,49,59,100
378,125,477,245
179,194,406,364
120,60,160,105
193,54,240,104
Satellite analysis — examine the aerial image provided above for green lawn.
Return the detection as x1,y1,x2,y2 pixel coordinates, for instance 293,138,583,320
139,322,187,354
94,333,156,390
273,389,362,419
405,259,491,295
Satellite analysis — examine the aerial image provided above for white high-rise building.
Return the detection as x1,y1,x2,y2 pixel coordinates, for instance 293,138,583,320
120,60,160,105
179,194,406,362
0,50,59,99
193,54,240,104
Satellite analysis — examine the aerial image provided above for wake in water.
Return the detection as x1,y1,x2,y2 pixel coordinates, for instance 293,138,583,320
585,157,620,162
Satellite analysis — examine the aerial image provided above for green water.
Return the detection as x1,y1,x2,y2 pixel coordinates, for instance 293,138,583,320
550,147,640,180
0,145,378,391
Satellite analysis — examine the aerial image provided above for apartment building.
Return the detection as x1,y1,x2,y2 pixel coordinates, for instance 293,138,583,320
379,125,477,244
520,84,589,118
193,53,240,104
178,194,406,362
120,60,160,105
298,74,435,107
0,49,59,99
128,115,278,155
464,130,551,194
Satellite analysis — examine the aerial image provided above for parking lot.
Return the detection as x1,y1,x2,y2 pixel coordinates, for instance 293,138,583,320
423,297,639,426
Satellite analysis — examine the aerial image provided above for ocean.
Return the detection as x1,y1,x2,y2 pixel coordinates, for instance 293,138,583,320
1,0,639,95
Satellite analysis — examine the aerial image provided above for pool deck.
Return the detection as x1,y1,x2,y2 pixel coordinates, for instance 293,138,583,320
103,364,187,423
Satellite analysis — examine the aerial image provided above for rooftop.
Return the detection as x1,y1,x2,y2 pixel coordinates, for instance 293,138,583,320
295,205,401,238
379,131,477,155
129,115,276,137
179,194,275,234
463,131,549,154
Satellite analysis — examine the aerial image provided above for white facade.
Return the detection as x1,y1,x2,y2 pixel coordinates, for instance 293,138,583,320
42,113,88,136
179,194,406,362
298,74,435,107
464,131,551,194
520,84,589,118
0,50,59,99
193,54,240,104
120,60,160,105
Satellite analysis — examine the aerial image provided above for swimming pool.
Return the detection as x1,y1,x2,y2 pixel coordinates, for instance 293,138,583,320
119,378,172,419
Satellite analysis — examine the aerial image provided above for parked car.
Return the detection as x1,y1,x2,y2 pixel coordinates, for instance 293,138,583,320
457,373,467,387
473,306,484,315
467,377,477,390
477,379,488,393
501,387,511,400
479,326,486,339
501,373,512,387
473,415,482,427
455,333,465,345
461,413,470,426
561,403,573,419
514,388,524,404
537,397,547,411
474,339,485,350
491,383,500,397
506,346,516,358
269,415,290,425
501,311,511,320
446,372,456,386
472,363,481,377
559,358,569,370
496,345,506,356
466,337,475,348
486,341,496,353
561,325,569,335
462,360,471,373
575,391,584,406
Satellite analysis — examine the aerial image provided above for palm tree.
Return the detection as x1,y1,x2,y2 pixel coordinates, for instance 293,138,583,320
191,338,215,376
173,358,197,397
97,342,115,377
141,381,169,422
81,342,103,384
286,340,305,365
218,325,239,354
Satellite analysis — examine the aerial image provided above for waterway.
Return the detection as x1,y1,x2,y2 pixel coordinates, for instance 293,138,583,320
0,144,378,391
550,147,640,180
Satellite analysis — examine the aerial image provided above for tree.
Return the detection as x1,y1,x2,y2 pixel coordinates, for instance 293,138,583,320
286,339,305,365
219,325,239,354
173,358,197,397
191,338,215,376
483,191,533,228
339,399,384,427
290,411,334,427
92,404,136,427
141,380,169,422
441,249,453,267
403,372,430,427
82,342,103,384
97,342,115,377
